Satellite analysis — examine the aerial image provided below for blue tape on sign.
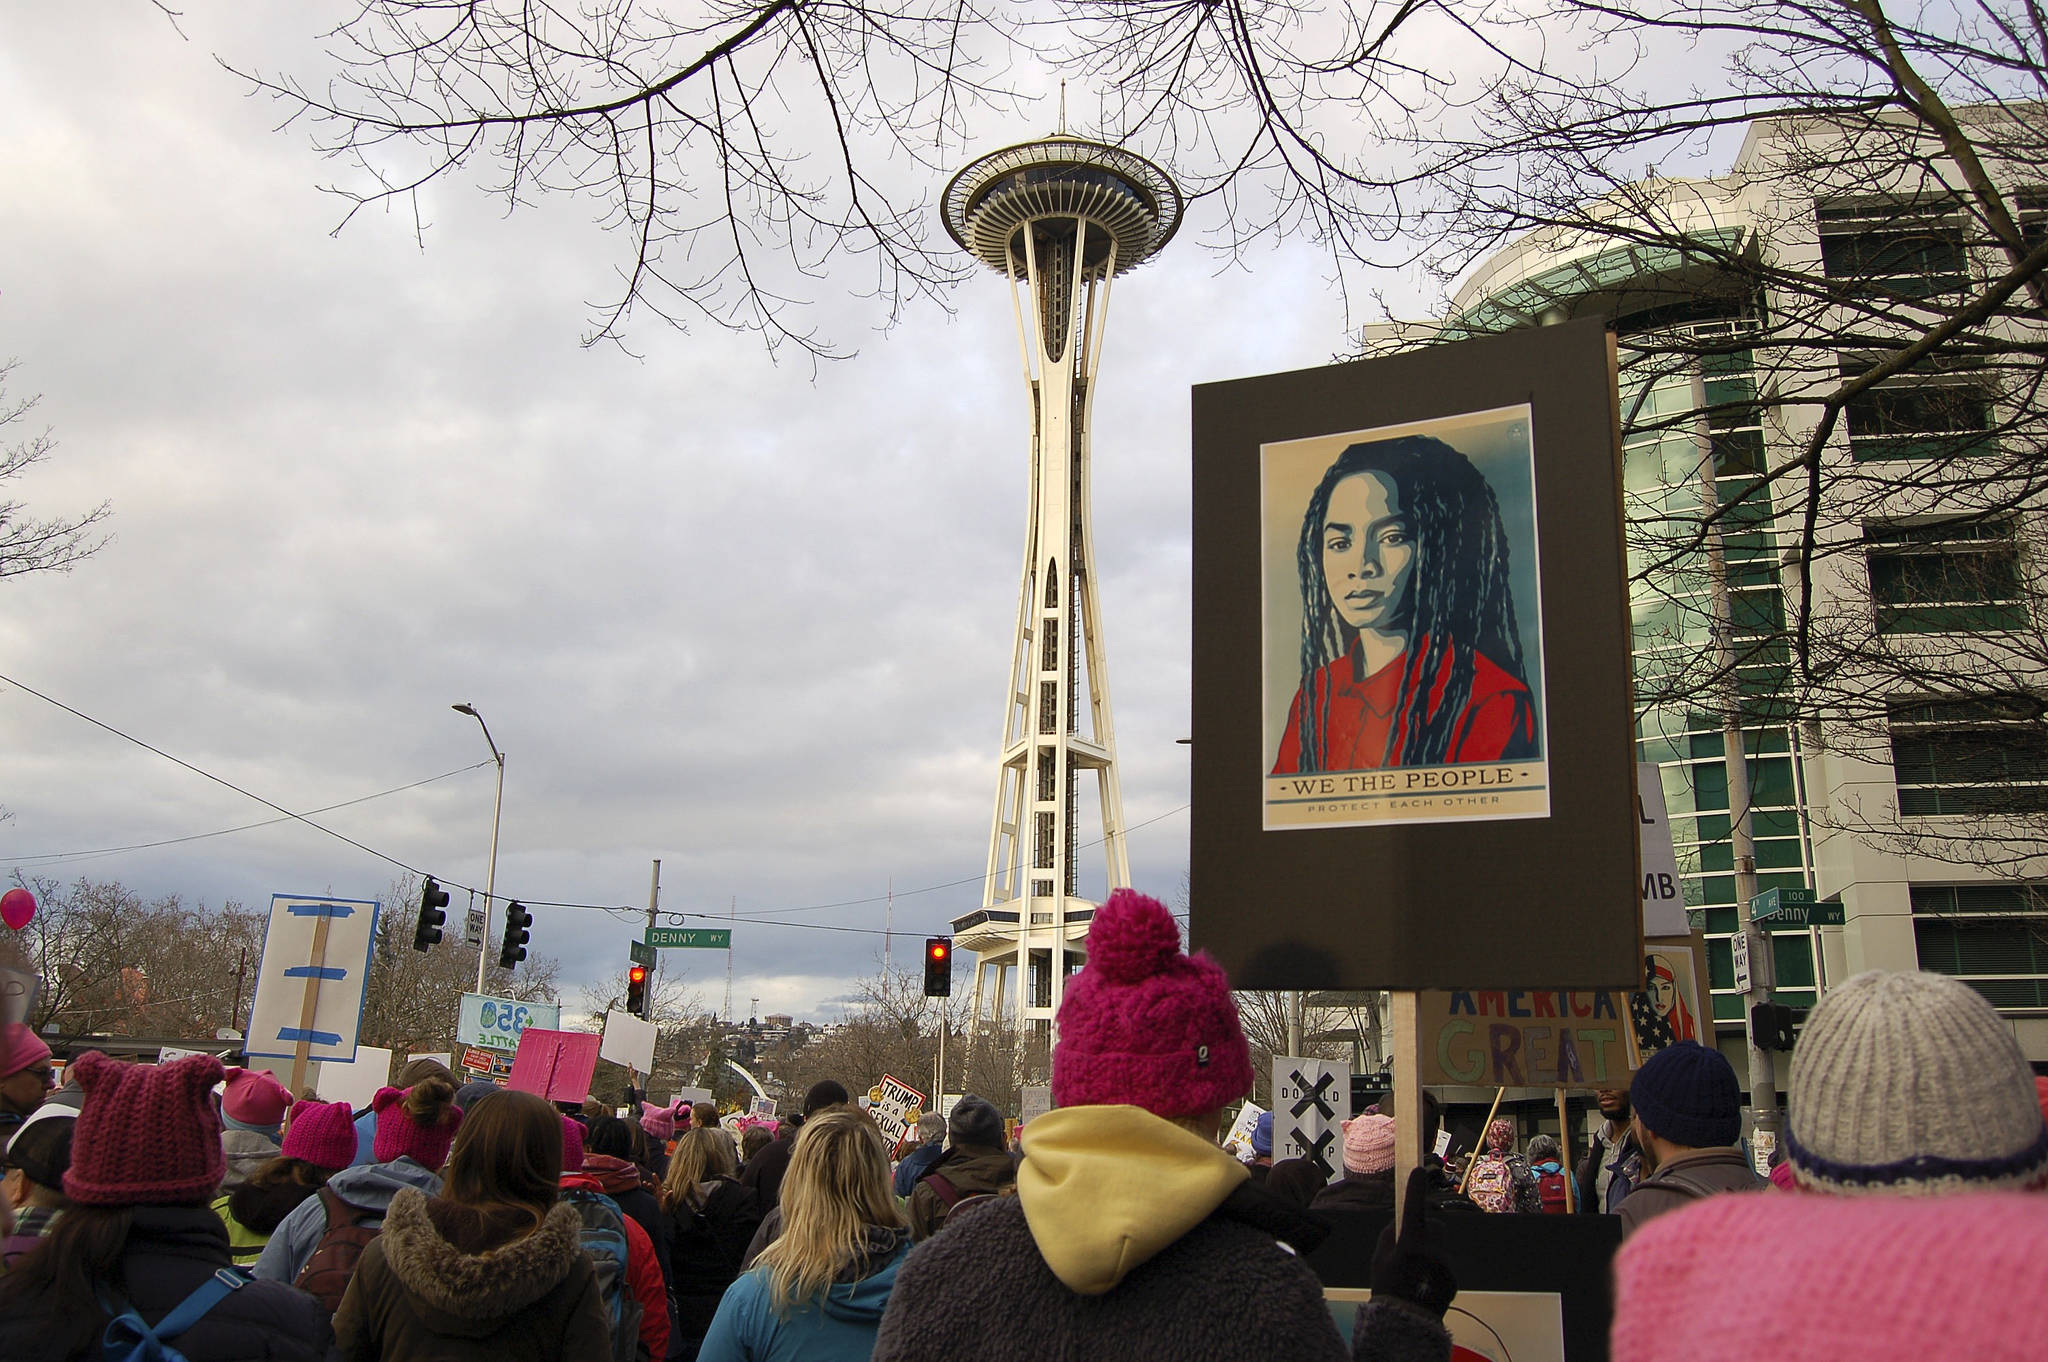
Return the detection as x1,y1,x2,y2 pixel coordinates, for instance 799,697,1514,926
283,966,348,979
276,1027,342,1046
285,903,355,917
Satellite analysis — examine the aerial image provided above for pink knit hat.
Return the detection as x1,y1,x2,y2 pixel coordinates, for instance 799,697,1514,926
1612,1190,2046,1360
0,1022,52,1080
281,1098,360,1172
371,1082,462,1168
1344,1113,1396,1174
222,1067,293,1130
1051,889,1254,1119
640,1100,680,1142
64,1051,225,1206
561,1116,586,1171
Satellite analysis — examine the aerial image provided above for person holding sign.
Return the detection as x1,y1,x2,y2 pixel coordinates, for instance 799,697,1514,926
1272,436,1538,774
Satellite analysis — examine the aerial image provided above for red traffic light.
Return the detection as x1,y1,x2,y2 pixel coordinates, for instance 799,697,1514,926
929,941,948,960
629,965,648,984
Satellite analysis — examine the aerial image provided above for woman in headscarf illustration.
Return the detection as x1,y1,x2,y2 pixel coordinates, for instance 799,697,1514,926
1630,951,1699,1054
1271,434,1539,773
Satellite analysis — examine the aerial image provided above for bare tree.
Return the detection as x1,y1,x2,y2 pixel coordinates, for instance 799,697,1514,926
6,875,263,1037
773,960,979,1108
230,1,1036,357
1,360,109,583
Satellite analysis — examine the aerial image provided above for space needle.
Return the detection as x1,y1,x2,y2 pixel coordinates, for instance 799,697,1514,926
940,136,1182,1063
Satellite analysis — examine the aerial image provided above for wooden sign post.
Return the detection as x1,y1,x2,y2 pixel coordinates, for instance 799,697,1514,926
286,911,336,1096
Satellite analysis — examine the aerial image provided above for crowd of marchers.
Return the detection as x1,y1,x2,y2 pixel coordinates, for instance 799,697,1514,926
2,888,2044,1361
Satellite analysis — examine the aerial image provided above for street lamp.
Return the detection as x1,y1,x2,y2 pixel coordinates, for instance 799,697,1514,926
452,702,505,992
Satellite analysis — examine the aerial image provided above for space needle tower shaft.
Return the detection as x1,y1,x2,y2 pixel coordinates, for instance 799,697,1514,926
942,139,1182,1044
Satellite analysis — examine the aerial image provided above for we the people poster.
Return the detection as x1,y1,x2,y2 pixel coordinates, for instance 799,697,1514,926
1261,404,1549,829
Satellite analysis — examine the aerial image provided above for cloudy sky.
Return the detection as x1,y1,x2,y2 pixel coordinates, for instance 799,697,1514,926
0,6,1426,1023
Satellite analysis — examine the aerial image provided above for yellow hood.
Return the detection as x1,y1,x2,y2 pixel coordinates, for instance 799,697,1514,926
1017,1105,1249,1295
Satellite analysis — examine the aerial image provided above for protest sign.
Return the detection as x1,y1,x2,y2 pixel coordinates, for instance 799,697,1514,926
317,1045,393,1110
867,1073,927,1154
1418,938,1705,1088
599,1010,658,1074
1417,990,1636,1087
1637,764,1688,937
1222,1100,1266,1161
1274,1057,1347,1181
246,895,380,1077
507,1027,601,1104
1190,319,1640,991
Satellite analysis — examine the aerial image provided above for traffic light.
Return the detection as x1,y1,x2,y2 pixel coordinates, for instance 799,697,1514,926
413,877,450,952
626,964,650,1019
1750,1001,1798,1052
497,901,531,970
923,936,953,997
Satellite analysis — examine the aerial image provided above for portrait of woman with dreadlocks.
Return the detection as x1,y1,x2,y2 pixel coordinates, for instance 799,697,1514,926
1269,430,1540,776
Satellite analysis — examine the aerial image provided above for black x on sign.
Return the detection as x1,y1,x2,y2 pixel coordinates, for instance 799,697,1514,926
1288,1068,1336,1121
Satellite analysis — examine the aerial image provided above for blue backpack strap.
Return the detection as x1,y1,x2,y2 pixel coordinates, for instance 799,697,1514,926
101,1269,245,1360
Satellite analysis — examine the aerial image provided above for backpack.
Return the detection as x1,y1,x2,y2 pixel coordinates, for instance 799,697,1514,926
292,1187,382,1314
1465,1156,1516,1213
561,1186,643,1362
1536,1169,1570,1214
99,1267,245,1362
918,1171,999,1234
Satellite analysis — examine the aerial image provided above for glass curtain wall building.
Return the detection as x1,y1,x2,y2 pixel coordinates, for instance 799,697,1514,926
1426,112,2048,1062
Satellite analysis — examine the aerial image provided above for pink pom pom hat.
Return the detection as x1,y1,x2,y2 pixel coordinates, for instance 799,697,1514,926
1051,888,1254,1119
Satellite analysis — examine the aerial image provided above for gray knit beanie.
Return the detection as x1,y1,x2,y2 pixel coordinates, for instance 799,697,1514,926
1786,970,2048,1195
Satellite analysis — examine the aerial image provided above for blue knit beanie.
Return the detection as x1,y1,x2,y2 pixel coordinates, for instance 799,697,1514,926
1251,1111,1273,1157
1629,1041,1741,1148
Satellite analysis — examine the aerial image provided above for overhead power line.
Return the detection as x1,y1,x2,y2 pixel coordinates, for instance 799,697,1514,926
1,670,1193,939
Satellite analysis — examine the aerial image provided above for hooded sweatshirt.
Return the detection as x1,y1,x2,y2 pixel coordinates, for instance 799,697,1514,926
872,1106,1351,1362
251,1154,443,1285
332,1187,612,1362
697,1224,910,1362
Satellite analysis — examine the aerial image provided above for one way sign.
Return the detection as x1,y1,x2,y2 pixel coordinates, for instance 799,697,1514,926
1273,1056,1347,1183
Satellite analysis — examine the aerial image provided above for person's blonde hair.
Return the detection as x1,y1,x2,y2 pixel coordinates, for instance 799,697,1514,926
755,1109,903,1315
659,1125,738,1213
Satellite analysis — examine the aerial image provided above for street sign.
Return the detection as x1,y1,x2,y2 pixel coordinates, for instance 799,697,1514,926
460,1047,495,1073
457,992,562,1054
1731,927,1752,993
1750,887,1843,926
466,906,486,943
646,927,732,949
629,940,656,967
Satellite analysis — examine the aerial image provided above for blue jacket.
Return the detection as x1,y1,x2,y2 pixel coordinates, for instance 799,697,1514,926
891,1143,944,1198
251,1155,442,1285
697,1230,908,1362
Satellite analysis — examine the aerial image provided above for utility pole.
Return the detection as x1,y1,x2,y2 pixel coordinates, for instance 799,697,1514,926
647,859,662,996
228,946,249,1034
1693,372,1779,1158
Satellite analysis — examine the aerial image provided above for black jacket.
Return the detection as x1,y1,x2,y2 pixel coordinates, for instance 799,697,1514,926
665,1175,764,1359
737,1131,795,1209
0,1206,337,1362
1312,1168,1483,1218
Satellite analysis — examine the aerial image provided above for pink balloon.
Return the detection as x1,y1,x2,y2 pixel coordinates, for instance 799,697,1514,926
0,888,34,931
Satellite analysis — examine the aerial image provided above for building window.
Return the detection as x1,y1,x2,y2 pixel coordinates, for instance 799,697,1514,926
1817,198,1968,299
1865,520,2027,634
1889,696,2048,815
1843,381,1996,462
1912,884,2048,1010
